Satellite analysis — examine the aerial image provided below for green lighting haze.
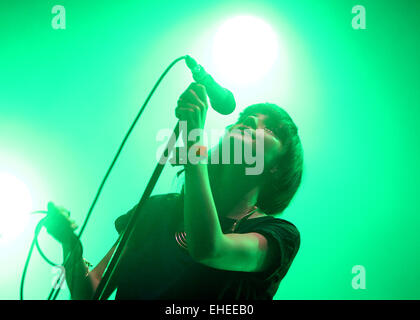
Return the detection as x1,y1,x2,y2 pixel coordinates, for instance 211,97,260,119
0,0,419,299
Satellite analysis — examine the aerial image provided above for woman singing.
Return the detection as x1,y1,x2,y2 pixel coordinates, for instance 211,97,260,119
44,82,304,300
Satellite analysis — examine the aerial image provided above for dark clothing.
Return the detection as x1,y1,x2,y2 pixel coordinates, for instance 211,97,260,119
114,193,300,300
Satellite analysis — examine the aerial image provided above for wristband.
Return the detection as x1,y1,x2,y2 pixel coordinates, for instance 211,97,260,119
169,145,208,166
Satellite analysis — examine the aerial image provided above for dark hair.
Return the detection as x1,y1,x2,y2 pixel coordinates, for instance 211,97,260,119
237,103,304,215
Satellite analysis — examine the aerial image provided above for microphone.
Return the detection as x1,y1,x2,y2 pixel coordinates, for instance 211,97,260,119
185,55,236,115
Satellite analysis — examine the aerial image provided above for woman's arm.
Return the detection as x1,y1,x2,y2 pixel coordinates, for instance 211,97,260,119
61,238,117,300
184,164,275,272
177,84,277,273
184,163,224,260
43,202,118,299
61,237,94,299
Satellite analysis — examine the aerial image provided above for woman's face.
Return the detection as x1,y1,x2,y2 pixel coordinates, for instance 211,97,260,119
219,112,284,175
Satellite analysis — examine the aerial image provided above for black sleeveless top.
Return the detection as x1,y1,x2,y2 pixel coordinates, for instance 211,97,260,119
114,193,300,300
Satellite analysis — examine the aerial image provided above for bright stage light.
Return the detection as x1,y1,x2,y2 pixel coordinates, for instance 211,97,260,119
0,172,33,243
212,15,279,85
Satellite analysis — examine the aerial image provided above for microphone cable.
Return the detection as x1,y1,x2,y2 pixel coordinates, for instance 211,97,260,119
43,55,188,300
19,212,61,300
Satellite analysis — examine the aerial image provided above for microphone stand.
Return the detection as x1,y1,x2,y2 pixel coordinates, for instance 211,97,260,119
92,121,181,300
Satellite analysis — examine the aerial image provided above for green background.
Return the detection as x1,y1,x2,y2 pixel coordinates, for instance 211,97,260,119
0,0,419,299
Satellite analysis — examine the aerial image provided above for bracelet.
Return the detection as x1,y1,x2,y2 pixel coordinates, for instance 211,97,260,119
193,145,207,158
170,145,208,166
188,145,208,165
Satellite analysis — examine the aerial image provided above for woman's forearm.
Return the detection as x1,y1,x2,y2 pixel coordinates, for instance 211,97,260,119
184,163,224,260
62,240,96,300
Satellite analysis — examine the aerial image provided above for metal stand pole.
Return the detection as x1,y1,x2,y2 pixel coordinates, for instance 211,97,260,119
93,121,181,300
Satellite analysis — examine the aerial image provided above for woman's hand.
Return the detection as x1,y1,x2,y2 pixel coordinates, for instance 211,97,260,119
43,202,79,247
175,82,209,135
